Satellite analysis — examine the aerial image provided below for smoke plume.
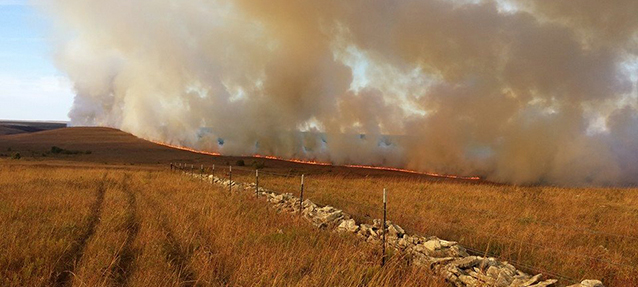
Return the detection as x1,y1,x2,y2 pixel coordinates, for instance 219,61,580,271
38,0,638,185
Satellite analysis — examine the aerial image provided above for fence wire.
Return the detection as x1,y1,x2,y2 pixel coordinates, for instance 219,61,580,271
170,162,635,283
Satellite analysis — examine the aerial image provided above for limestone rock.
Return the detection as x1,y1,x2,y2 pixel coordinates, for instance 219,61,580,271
388,223,405,237
451,256,481,269
428,256,455,268
486,265,500,279
567,280,604,287
359,224,376,237
520,274,542,286
439,239,457,248
529,279,558,287
459,274,479,286
422,239,442,252
337,219,359,233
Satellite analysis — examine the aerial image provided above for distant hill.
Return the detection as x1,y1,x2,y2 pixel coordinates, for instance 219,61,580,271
0,126,466,181
0,127,219,166
0,120,67,136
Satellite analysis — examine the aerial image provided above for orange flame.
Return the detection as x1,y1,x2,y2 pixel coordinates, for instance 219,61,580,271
342,164,481,180
150,140,480,180
252,154,332,166
150,140,222,156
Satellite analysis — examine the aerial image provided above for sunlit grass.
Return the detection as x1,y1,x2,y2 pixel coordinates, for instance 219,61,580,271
230,170,638,286
0,164,444,286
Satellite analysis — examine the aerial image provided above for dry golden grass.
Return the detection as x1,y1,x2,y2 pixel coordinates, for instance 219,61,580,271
0,162,445,287
3,127,637,286
229,170,638,286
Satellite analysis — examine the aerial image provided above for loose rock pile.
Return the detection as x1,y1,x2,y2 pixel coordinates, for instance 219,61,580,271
190,172,603,287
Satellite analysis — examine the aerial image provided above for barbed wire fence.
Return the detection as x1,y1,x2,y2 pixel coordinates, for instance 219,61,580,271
168,162,635,285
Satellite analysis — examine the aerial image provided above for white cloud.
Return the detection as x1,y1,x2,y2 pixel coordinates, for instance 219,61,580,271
0,74,75,120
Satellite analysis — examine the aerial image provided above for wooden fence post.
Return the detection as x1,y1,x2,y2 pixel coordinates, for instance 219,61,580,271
382,188,387,267
255,169,259,197
229,166,232,193
299,174,305,214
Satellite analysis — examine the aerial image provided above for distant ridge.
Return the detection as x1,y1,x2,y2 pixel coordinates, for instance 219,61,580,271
0,126,471,182
0,120,68,136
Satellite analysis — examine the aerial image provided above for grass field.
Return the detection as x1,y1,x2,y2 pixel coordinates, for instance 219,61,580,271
228,169,638,286
1,127,637,286
0,164,445,286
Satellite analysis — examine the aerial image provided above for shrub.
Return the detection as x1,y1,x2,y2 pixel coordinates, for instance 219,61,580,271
12,153,21,160
236,159,245,166
50,146,89,155
252,161,266,169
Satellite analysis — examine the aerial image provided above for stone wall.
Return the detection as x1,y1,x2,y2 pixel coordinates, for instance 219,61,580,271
187,172,603,287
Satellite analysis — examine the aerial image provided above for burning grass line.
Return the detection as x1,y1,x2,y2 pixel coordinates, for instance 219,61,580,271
152,140,482,181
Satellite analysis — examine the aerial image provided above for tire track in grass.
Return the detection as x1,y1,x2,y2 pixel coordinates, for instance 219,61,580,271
49,173,108,286
111,173,140,286
160,219,199,287
143,190,200,286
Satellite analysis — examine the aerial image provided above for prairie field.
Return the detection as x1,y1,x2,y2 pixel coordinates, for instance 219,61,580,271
229,169,638,286
0,163,444,287
1,127,637,286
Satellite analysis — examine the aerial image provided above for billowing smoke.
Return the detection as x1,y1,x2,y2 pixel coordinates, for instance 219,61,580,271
38,0,638,186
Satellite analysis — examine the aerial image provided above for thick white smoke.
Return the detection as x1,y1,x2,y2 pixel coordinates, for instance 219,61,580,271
38,0,638,186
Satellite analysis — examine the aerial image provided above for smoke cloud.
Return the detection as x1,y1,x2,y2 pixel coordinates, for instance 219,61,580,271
38,0,638,186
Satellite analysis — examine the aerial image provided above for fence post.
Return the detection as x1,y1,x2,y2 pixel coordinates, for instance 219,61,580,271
191,164,194,176
229,166,232,193
382,188,387,267
255,169,259,197
212,164,215,183
200,164,203,179
299,174,305,214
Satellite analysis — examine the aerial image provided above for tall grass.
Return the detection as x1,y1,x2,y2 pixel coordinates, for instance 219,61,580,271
229,170,638,286
0,164,444,286
0,165,104,286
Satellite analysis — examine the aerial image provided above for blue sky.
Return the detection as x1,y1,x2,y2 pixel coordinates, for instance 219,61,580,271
0,0,73,121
